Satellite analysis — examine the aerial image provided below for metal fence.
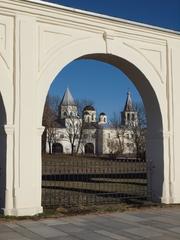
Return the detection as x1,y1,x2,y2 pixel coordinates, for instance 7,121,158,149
42,154,148,209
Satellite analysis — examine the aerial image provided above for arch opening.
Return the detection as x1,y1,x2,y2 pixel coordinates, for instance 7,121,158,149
0,93,7,211
41,52,164,208
81,53,164,200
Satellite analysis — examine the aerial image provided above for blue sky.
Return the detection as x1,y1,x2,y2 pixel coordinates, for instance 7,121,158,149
45,0,180,118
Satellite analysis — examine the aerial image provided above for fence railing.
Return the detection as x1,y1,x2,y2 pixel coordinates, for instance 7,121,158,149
42,154,148,208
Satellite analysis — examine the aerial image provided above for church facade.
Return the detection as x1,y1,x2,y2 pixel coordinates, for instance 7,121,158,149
45,88,138,155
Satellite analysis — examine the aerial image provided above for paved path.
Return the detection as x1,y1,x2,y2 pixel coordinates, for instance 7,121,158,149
0,207,180,240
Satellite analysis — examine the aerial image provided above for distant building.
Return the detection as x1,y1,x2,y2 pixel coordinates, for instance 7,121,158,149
45,88,138,155
121,91,138,127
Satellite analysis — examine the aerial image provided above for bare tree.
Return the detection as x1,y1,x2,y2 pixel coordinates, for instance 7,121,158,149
74,99,95,154
110,113,126,155
110,103,146,158
131,102,146,158
64,115,82,155
75,118,86,154
110,112,120,128
107,130,125,155
42,95,59,154
43,96,94,155
135,102,147,128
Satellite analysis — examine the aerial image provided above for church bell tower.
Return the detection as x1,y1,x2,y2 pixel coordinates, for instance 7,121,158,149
121,91,138,127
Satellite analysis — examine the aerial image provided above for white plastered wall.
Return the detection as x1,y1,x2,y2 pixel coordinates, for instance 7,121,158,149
0,0,180,215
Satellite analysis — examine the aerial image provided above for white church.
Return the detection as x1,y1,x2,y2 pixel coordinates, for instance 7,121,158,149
45,88,139,155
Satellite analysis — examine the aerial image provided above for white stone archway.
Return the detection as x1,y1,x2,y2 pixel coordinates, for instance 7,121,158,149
0,93,6,211
0,22,14,214
0,0,180,216
38,49,165,200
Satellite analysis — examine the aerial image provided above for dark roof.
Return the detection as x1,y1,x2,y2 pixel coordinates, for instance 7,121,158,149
99,112,106,116
60,88,76,106
123,91,135,112
83,105,95,111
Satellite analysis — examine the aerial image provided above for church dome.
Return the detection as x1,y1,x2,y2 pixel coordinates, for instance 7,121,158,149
83,111,90,115
100,112,106,116
83,105,95,111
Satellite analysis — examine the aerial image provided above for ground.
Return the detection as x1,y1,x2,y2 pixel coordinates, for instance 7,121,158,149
0,205,180,240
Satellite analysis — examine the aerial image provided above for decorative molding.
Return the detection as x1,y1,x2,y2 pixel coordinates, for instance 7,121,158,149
37,126,45,136
38,22,94,74
37,18,103,36
103,31,114,54
0,23,9,69
140,48,162,71
0,23,6,49
1,0,179,41
113,31,167,46
162,130,173,139
123,42,165,83
38,22,84,72
0,15,14,71
3,206,43,217
4,124,15,135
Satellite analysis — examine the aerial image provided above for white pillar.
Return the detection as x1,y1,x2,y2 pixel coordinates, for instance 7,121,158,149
36,126,45,214
7,15,43,216
169,39,180,203
147,129,173,203
3,125,14,215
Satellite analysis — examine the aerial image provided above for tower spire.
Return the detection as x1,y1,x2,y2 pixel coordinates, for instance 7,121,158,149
59,87,78,120
60,87,76,106
121,91,138,127
123,91,134,112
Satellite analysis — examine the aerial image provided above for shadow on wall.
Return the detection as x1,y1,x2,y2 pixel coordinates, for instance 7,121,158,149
0,93,6,211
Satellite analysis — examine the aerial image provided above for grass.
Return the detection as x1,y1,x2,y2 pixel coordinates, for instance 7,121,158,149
1,202,180,223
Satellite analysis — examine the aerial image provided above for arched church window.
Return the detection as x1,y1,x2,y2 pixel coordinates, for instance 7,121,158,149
52,143,63,154
85,143,94,154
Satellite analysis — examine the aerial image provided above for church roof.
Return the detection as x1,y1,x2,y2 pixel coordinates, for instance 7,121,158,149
60,88,76,106
83,105,95,111
123,91,135,112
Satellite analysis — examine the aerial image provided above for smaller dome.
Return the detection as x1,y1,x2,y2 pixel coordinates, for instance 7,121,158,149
83,105,95,111
100,112,106,116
